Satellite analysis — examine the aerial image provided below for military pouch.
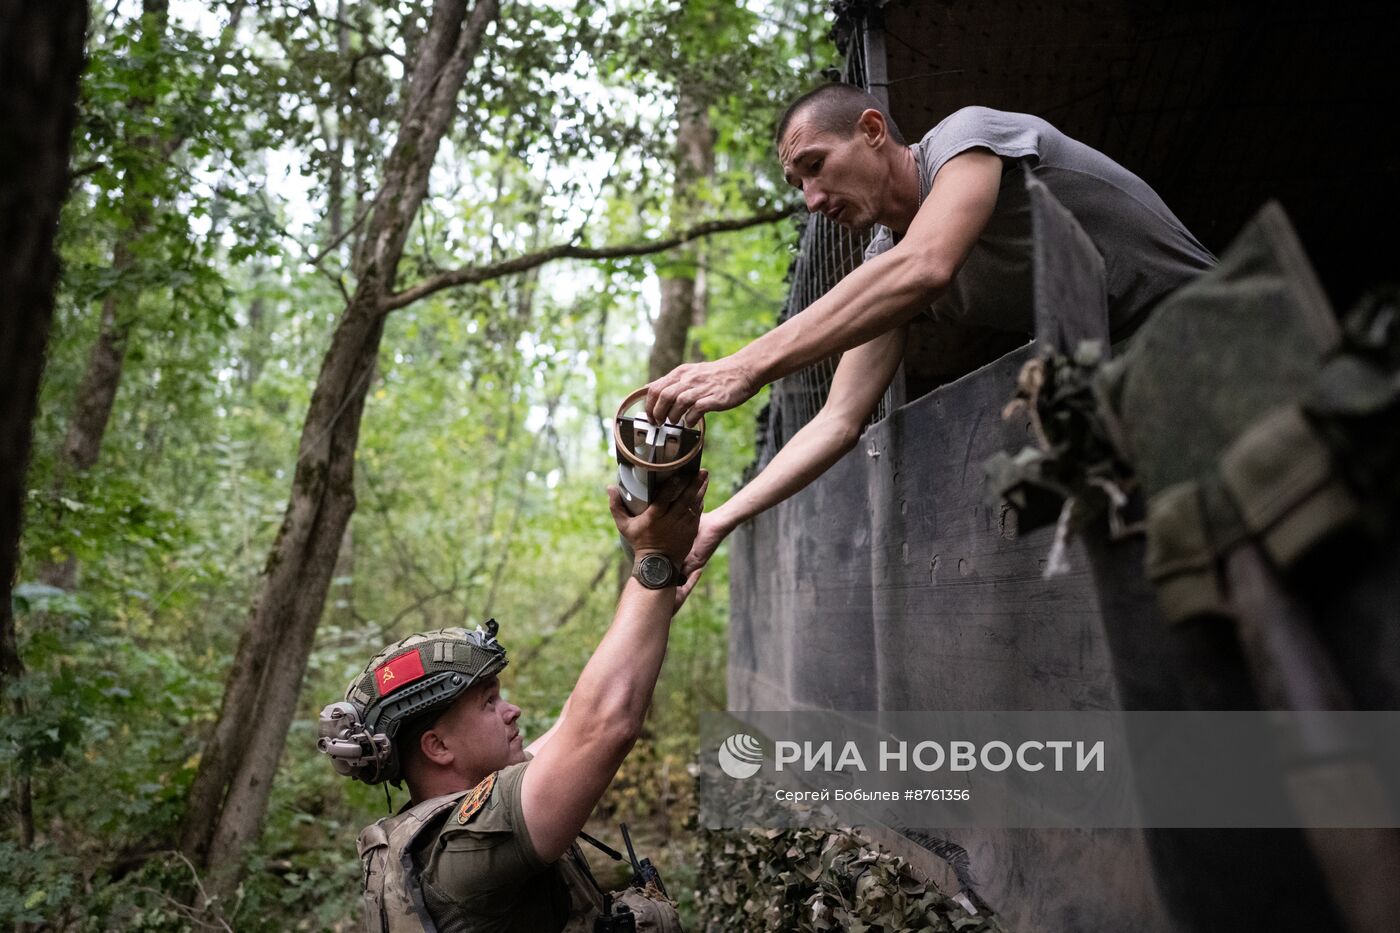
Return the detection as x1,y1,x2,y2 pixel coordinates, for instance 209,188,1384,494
1218,405,1361,569
356,793,464,933
1144,400,1373,626
1102,202,1356,625
580,826,684,933
594,901,636,933
1102,201,1339,499
609,885,683,933
356,822,390,933
1145,482,1230,624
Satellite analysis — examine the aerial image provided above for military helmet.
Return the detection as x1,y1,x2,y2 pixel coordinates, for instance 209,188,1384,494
316,622,508,785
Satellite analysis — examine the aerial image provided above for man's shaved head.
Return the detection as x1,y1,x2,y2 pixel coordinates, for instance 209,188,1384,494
775,83,906,148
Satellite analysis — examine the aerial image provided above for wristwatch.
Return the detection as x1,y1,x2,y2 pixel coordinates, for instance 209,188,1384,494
633,552,681,589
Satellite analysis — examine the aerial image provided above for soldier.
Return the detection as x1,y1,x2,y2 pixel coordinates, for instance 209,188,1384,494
317,471,706,932
645,84,1214,587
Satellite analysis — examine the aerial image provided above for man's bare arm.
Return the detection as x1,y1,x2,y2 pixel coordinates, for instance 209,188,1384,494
518,473,706,863
682,326,907,584
646,149,1002,426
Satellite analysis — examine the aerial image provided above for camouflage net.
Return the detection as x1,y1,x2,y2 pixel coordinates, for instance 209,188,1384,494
696,826,1010,933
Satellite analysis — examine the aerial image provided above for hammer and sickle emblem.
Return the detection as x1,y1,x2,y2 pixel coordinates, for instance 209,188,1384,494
381,669,395,684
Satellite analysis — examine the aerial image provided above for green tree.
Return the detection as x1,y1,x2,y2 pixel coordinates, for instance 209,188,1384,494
179,0,795,898
0,0,90,862
4,0,838,925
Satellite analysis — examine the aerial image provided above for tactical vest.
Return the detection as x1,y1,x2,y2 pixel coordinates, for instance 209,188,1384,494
355,793,683,933
357,792,461,933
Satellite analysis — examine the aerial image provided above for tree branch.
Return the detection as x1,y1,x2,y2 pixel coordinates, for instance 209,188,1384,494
69,160,103,182
379,205,797,314
361,580,462,638
512,552,616,667
306,201,369,268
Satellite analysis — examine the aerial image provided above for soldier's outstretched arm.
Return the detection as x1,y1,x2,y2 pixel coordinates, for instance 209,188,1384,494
518,471,707,863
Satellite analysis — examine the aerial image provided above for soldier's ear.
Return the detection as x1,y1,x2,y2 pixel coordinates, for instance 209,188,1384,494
418,727,454,767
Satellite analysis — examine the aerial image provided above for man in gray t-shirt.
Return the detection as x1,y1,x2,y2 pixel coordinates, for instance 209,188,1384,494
865,105,1213,337
644,84,1214,585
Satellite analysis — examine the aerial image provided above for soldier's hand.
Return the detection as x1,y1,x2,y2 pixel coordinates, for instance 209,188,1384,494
645,357,758,427
608,469,709,564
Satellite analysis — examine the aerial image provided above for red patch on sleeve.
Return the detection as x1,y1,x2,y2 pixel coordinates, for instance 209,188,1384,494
375,650,426,696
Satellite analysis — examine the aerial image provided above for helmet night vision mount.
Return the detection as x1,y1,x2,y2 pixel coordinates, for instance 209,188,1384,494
613,387,705,516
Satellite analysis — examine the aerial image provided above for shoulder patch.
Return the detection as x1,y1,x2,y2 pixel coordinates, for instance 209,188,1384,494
457,771,497,825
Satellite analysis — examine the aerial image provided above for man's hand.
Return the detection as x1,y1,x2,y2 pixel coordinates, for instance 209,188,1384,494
609,469,709,564
674,566,704,614
682,512,727,579
645,358,757,427
669,511,728,614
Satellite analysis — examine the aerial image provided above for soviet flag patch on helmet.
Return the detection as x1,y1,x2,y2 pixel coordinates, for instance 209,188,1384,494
375,649,426,696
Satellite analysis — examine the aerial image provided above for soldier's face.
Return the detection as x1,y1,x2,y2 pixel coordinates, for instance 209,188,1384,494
436,675,525,774
779,112,888,232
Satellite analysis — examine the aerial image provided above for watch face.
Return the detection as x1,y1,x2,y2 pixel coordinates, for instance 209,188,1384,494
638,554,673,588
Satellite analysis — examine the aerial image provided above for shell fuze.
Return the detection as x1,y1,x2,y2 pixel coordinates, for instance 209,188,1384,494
613,387,705,516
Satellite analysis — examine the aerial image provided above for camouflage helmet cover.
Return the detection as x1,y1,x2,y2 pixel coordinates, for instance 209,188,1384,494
316,622,508,785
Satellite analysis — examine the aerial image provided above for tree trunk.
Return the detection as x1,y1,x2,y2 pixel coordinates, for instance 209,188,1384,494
647,84,714,383
61,239,139,474
41,0,168,589
325,3,355,625
180,0,500,895
240,264,269,389
0,0,89,847
631,82,716,714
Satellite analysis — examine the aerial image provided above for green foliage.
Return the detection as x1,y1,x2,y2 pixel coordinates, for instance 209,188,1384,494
4,585,216,838
6,0,841,927
0,843,79,929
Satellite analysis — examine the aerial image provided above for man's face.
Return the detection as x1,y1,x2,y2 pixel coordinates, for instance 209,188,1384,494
779,111,889,231
430,675,525,777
